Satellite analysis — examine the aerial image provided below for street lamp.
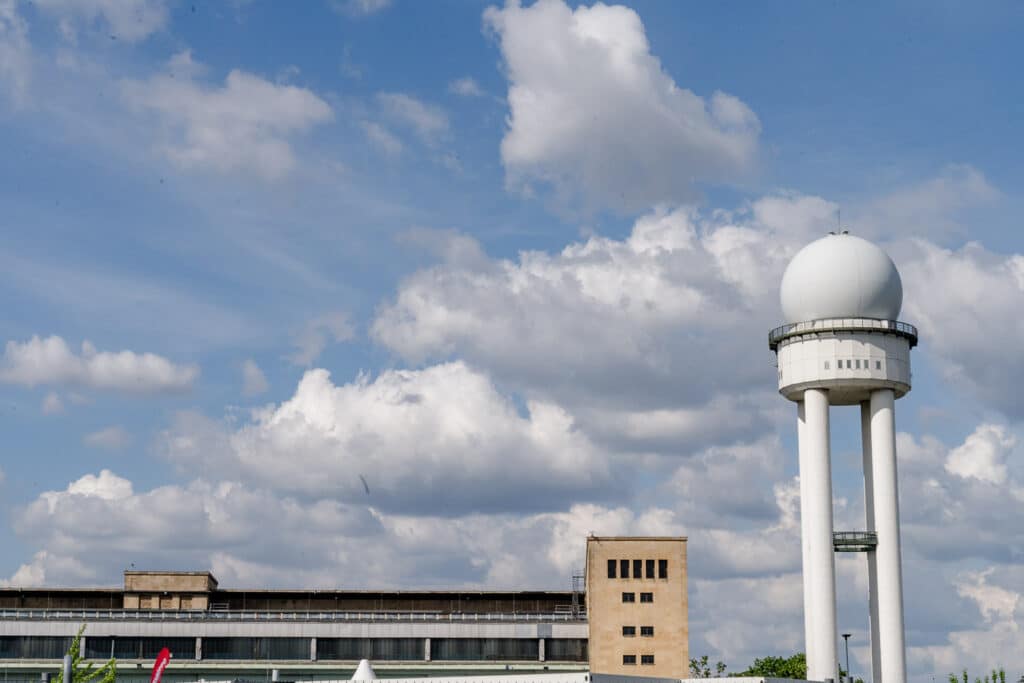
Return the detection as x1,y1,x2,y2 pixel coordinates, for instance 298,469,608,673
841,634,852,683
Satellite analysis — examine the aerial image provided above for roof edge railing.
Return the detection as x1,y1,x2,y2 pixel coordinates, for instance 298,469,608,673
0,608,587,623
769,318,918,351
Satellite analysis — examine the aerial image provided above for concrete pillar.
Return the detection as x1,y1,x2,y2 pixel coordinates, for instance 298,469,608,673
62,655,72,683
538,638,545,662
310,638,317,662
424,637,431,662
861,402,881,683
802,388,838,682
797,400,816,668
195,637,202,661
870,389,906,683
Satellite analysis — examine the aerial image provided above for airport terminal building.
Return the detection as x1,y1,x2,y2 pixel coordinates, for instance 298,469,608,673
0,537,687,682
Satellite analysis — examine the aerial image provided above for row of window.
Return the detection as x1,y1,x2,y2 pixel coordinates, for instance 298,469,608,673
606,558,668,579
621,592,654,603
824,359,883,370
0,637,587,662
621,626,654,637
623,654,656,665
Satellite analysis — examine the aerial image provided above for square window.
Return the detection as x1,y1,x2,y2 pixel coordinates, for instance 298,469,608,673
620,559,630,579
658,559,667,579
640,626,654,637
640,592,653,603
641,655,655,665
623,655,636,665
633,559,642,579
622,626,636,637
622,592,635,603
645,559,655,579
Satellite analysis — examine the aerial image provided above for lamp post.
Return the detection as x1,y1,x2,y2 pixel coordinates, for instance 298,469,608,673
842,633,852,683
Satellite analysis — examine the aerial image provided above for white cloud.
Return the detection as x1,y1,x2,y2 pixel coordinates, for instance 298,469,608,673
448,77,484,97
40,391,63,415
122,52,333,180
0,0,30,105
373,201,822,451
0,335,198,393
483,0,760,211
901,240,1024,416
289,311,355,366
377,92,449,145
945,423,1014,485
335,0,391,17
241,359,269,397
361,120,403,156
83,425,130,450
32,0,167,42
160,362,616,514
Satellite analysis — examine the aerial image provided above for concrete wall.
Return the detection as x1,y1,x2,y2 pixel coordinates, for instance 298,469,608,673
585,538,687,679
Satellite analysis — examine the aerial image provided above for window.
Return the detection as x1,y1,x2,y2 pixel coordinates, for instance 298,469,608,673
620,559,630,578
641,654,655,665
876,360,882,370
658,559,668,579
623,655,637,665
319,638,422,661
607,559,617,579
429,638,538,662
633,559,642,578
545,639,587,662
824,360,830,369
640,626,654,637
622,626,636,637
855,359,861,369
622,592,636,603
847,359,852,369
639,592,653,603
645,559,655,578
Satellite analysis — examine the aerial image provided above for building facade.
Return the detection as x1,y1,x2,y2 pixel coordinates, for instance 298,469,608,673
584,537,688,679
1,571,587,682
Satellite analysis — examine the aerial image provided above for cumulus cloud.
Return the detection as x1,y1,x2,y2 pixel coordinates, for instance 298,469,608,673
289,311,355,366
0,0,30,105
484,0,760,211
0,335,198,393
241,359,269,397
122,51,333,180
901,240,1024,416
334,0,391,17
945,423,1014,485
83,425,131,450
361,120,403,156
160,362,616,514
449,77,484,97
32,0,167,43
373,200,828,452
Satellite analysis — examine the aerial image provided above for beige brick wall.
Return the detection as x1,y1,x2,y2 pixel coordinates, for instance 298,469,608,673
123,572,216,610
585,537,687,679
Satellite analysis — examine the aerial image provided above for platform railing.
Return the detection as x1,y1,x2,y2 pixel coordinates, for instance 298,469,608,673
0,609,586,623
769,318,918,351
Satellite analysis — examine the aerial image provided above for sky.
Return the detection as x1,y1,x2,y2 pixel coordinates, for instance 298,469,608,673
1,0,1023,679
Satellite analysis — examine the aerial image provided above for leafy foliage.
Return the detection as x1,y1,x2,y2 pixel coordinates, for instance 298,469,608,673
950,669,1008,683
56,625,117,683
735,653,807,679
690,654,727,678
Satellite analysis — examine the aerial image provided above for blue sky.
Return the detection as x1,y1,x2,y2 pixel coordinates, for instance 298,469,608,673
2,0,1024,678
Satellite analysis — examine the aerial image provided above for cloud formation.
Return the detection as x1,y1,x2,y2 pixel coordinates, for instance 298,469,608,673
122,52,333,180
0,0,30,105
0,335,198,393
83,425,131,450
33,0,167,43
484,0,760,211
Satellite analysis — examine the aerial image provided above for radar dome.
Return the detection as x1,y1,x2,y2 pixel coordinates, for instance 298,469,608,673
780,233,902,323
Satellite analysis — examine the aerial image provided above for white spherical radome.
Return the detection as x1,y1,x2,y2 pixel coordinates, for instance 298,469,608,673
780,233,903,324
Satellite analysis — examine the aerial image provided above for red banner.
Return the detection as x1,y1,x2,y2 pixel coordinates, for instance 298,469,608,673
149,648,171,683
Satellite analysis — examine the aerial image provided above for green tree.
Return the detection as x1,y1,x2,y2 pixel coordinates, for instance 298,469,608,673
690,654,727,678
736,653,807,679
56,625,117,683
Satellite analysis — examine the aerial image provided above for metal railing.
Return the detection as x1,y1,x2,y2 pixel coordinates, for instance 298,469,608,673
0,609,586,623
769,318,918,351
833,531,878,552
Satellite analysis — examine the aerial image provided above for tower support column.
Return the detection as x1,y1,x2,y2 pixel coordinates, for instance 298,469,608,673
797,401,816,668
800,388,838,682
870,389,906,683
861,402,882,683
